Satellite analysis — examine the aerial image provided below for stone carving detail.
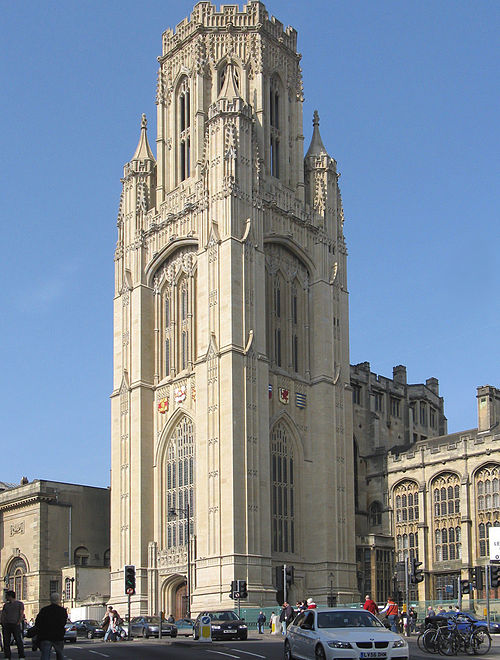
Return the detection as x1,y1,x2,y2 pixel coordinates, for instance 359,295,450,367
10,522,24,536
158,547,187,567
154,247,197,291
265,244,308,284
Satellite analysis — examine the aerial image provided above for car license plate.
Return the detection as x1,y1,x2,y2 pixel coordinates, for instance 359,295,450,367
224,629,235,633
360,653,387,659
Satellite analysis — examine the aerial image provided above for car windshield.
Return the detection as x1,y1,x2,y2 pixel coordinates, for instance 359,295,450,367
143,617,160,623
209,611,239,621
317,611,383,629
86,620,100,626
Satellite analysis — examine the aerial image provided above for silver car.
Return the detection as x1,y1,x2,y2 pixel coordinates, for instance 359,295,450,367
285,608,408,660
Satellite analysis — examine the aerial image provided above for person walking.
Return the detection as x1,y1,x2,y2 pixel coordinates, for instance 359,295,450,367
1,590,25,659
257,611,266,634
379,597,399,632
35,592,67,660
409,607,417,633
306,598,316,609
363,594,379,615
102,606,116,642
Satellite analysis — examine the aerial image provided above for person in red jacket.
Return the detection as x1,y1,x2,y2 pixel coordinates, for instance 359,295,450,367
380,598,399,632
363,594,379,615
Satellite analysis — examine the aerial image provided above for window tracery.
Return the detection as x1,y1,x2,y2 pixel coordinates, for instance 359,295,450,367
394,481,419,562
432,473,461,562
475,464,500,556
271,423,295,554
178,76,191,182
165,416,195,548
269,74,281,178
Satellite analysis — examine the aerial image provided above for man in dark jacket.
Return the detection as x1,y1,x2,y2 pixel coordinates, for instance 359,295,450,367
35,593,67,660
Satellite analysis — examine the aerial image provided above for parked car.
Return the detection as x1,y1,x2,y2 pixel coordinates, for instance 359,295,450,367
194,610,248,641
128,616,177,638
73,619,105,639
175,618,195,636
284,608,408,660
64,622,78,643
443,610,500,634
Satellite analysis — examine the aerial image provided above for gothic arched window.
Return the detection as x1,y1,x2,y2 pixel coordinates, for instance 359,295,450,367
369,501,382,526
432,473,461,562
269,74,281,178
271,423,295,554
393,481,419,562
74,546,90,566
178,77,191,182
475,464,500,556
165,416,195,548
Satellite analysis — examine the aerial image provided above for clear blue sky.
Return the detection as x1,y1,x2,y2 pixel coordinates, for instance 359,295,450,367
1,1,498,488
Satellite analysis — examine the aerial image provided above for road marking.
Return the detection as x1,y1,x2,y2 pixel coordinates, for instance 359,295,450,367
230,650,266,659
205,651,241,659
87,651,111,658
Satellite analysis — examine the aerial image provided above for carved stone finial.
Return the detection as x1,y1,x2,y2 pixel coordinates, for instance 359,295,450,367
306,109,328,158
141,113,147,130
313,110,319,127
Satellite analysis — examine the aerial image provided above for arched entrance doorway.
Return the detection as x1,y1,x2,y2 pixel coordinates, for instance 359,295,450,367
175,582,187,619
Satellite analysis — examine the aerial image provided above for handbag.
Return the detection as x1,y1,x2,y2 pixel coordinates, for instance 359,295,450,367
26,627,38,638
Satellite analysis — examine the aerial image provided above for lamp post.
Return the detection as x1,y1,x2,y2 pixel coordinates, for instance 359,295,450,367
169,500,191,618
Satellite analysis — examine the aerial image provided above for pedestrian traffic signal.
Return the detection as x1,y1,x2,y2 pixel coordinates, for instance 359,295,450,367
490,565,500,589
460,579,470,595
229,580,238,599
410,558,424,583
285,565,294,586
473,566,484,591
124,565,136,595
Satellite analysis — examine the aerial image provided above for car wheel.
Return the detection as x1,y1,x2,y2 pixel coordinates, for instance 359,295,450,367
239,633,248,640
171,630,178,638
284,640,295,660
315,644,326,660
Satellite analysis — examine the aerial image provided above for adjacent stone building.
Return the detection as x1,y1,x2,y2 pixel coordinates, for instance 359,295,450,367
0,480,110,618
111,0,356,616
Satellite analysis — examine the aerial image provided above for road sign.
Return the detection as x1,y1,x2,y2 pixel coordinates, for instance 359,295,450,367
198,615,212,642
489,527,500,561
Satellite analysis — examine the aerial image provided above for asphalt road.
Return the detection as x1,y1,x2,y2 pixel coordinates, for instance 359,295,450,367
14,632,500,659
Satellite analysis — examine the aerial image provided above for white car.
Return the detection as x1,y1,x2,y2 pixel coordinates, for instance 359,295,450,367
284,608,409,660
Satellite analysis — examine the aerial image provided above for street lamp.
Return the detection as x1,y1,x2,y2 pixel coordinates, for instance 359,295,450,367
169,501,191,618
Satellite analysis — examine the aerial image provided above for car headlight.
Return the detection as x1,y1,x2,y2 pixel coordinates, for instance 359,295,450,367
393,639,407,648
327,640,352,649
211,625,221,629
239,625,247,629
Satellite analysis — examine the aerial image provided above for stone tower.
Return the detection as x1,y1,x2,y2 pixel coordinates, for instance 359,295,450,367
110,1,357,615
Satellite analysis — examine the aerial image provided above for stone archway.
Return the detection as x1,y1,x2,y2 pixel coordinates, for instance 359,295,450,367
175,582,187,619
160,574,187,620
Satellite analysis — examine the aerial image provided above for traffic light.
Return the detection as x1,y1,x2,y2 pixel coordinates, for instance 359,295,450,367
124,565,136,595
237,580,248,599
229,580,238,599
490,565,500,589
410,558,424,584
285,565,294,586
460,579,470,595
275,565,284,590
473,566,484,591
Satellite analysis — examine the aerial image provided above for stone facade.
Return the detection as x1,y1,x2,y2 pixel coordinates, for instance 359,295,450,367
110,1,356,616
0,480,110,619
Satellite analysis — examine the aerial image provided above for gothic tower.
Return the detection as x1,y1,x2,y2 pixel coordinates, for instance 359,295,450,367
111,1,357,615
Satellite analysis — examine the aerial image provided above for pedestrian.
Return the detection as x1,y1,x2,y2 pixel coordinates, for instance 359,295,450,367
35,592,67,660
297,600,306,613
102,606,116,641
427,606,436,618
306,597,316,609
437,606,446,616
257,611,266,634
409,607,417,633
167,613,175,623
270,611,280,635
1,589,25,659
363,594,379,615
379,597,399,632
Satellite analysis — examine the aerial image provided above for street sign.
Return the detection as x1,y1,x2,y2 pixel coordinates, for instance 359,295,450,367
489,527,500,561
198,615,212,642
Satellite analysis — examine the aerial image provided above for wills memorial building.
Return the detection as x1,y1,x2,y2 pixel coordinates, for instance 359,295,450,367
110,1,356,615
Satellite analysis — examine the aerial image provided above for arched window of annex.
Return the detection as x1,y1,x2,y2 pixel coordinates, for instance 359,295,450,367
431,471,461,562
6,557,28,600
153,246,197,381
176,75,191,182
393,480,419,562
270,419,300,556
269,73,283,178
474,462,500,557
74,546,90,566
162,414,195,550
369,501,383,527
103,549,110,567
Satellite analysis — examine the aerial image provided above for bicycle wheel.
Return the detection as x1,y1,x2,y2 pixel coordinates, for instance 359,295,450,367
417,631,429,653
471,628,491,655
438,629,460,656
422,628,441,654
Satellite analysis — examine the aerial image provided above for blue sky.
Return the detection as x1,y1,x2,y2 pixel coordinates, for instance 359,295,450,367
1,1,498,488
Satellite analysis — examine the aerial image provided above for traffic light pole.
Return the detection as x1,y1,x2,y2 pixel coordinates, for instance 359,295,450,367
127,592,131,641
486,565,491,630
404,557,409,636
283,564,287,604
